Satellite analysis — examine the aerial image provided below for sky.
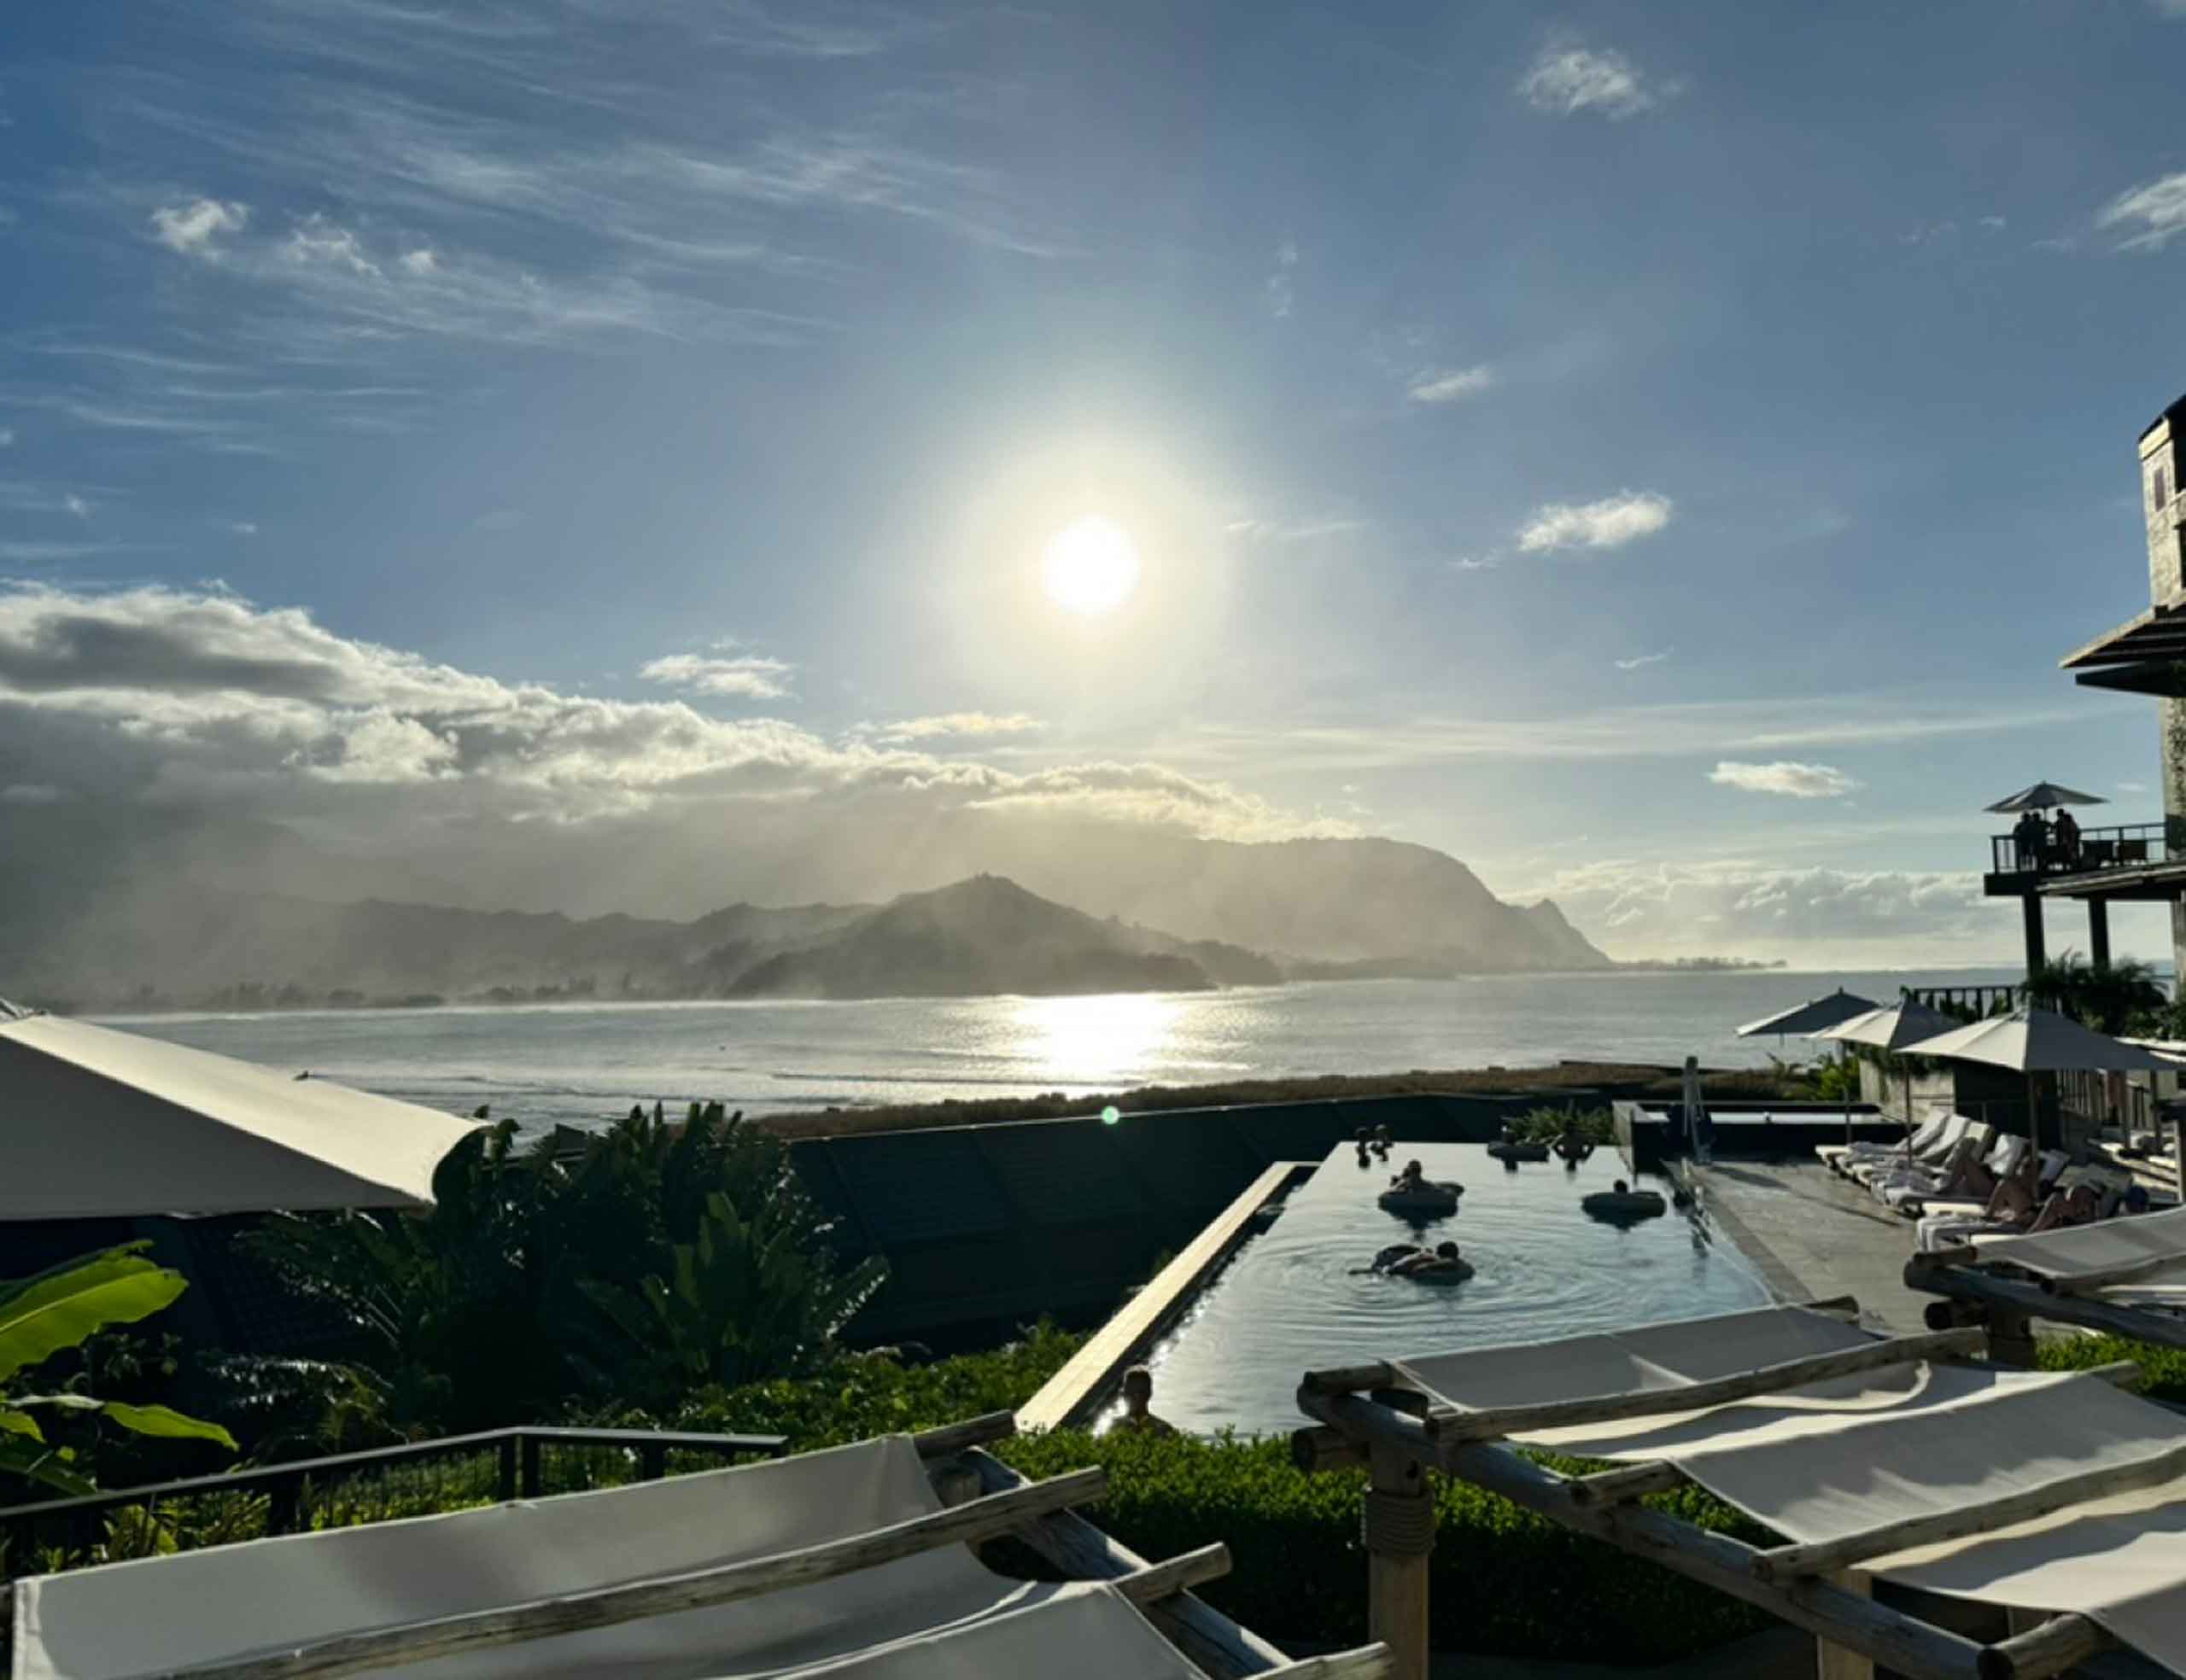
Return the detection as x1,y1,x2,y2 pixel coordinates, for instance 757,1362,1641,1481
4,0,2186,966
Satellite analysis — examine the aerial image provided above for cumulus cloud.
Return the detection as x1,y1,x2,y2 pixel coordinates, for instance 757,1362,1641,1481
150,197,249,257
1517,43,1672,120
1709,760,1859,798
1517,857,1995,960
2099,172,2186,252
638,650,795,700
1407,365,1493,405
0,586,1316,872
1517,491,1672,554
864,712,1044,743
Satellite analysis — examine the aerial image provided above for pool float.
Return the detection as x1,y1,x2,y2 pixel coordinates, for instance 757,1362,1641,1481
1486,1141,1549,1164
1581,1188,1667,1219
1377,1181,1464,1215
1400,1258,1474,1284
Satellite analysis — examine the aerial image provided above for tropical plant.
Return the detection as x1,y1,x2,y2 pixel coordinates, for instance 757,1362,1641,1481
1507,1105,1614,1145
2025,952,2170,1035
250,1103,886,1433
1,1245,235,1493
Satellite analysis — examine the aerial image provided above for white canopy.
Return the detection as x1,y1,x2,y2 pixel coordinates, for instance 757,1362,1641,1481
1815,999,1961,1053
0,1008,477,1218
1736,989,1879,1039
1900,1006,2175,1075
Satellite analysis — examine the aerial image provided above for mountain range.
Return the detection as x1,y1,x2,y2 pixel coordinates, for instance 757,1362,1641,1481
0,808,1610,1009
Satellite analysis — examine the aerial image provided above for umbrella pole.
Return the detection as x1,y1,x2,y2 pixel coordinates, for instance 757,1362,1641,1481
2027,1070,2040,1154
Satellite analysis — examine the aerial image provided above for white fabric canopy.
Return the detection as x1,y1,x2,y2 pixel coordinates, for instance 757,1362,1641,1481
1900,1007,2174,1075
1397,1305,2186,1677
0,1011,477,1218
1964,1206,2186,1280
1736,990,1879,1039
1817,1000,1961,1053
10,1436,1193,1680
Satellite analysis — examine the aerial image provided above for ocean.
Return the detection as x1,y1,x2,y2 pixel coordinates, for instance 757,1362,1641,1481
98,969,2023,1136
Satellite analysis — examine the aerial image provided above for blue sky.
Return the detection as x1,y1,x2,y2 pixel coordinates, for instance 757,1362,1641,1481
4,0,2186,963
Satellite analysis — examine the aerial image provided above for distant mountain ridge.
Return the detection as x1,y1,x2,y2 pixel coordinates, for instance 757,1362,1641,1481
0,808,1610,1008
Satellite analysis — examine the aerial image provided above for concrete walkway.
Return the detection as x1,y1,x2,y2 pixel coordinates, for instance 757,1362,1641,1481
1692,1158,1932,1333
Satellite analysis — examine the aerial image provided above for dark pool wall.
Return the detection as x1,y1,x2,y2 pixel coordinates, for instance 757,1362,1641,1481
791,1092,1569,1350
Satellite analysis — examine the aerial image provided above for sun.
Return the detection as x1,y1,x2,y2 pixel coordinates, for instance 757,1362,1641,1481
1041,516,1141,615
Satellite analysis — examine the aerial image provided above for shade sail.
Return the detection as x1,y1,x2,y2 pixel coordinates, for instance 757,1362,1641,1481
13,1435,1201,1680
1815,999,1961,1053
0,1009,477,1218
1985,781,2107,813
1899,1006,2174,1074
1735,989,1879,1039
1395,1305,2186,1679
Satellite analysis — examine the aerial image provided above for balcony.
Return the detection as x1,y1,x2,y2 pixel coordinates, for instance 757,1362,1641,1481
1984,819,2186,901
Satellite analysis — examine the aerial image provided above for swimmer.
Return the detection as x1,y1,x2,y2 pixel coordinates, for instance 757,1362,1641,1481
1354,1126,1373,1167
1391,1158,1426,1192
1113,1365,1178,1437
1357,1241,1423,1275
1612,1179,1631,1195
1372,1123,1394,1158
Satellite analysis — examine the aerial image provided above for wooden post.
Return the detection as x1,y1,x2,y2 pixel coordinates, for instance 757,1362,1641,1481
1364,1444,1432,1680
1815,1570,1873,1680
1984,1307,2036,1368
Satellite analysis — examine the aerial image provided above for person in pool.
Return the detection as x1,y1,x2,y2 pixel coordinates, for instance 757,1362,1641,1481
1391,1158,1426,1192
1113,1365,1178,1436
1372,1123,1394,1158
1387,1241,1467,1279
1354,1127,1373,1167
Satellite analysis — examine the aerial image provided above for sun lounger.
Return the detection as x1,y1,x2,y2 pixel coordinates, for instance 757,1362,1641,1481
1867,1123,1993,1205
1816,1113,1952,1174
1889,1131,2027,1215
1846,1113,1972,1188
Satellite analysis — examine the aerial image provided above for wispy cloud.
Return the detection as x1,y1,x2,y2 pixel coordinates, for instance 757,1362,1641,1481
1450,554,1500,573
1517,42,1675,120
2098,172,2186,252
862,712,1044,743
1406,365,1493,405
2119,780,2149,794
1225,516,1366,545
1614,650,1671,671
0,429,14,448
639,650,795,700
1709,760,1859,798
1517,490,1673,554
231,520,259,536
1266,239,1296,318
149,197,248,258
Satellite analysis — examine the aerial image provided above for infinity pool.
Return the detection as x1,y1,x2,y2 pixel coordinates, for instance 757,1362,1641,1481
1120,1141,1774,1437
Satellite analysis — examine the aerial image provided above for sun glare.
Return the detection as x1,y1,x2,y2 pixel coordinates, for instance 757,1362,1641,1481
1041,516,1140,615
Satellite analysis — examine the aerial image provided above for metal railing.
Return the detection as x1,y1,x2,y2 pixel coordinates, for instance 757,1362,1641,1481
0,1426,785,1570
1989,820,2179,878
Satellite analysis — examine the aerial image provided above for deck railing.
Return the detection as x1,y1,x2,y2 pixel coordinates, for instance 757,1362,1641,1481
1989,820,2180,878
0,1425,786,1568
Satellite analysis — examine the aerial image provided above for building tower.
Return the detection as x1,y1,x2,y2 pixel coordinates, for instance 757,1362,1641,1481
2145,400,2186,971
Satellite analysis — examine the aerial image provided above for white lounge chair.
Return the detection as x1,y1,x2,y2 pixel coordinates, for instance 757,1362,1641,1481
1868,1123,1994,1205
1890,1132,2028,1215
1817,1112,1951,1173
1849,1113,1973,1189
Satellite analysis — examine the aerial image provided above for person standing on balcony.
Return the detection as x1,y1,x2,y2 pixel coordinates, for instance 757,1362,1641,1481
2054,807,2082,867
2013,809,2043,872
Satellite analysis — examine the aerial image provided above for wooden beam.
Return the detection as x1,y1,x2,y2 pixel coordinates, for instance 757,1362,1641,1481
1976,1613,2112,1680
1298,1391,1991,1680
1905,1262,2186,1353
1113,1543,1232,1607
910,1411,1016,1457
1429,1328,1988,1443
1365,1444,1431,1680
1753,1438,2186,1583
157,1467,1108,1680
1291,1423,1369,1474
1262,1647,1395,1679
1018,1160,1307,1432
1567,1461,1687,1507
961,1447,1292,1679
1301,1361,1401,1395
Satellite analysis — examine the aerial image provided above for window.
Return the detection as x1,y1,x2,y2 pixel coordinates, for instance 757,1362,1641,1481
2159,465,2171,510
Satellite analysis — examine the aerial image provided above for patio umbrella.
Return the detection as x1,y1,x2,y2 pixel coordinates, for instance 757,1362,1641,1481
1984,783,2107,814
0,1004,479,1219
1818,1000,1962,1161
1736,989,1879,1040
1900,1006,2173,1149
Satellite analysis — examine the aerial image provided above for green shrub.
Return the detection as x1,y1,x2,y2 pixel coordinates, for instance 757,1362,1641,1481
1509,1105,1614,1146
2037,1334,2186,1403
995,1430,1771,1665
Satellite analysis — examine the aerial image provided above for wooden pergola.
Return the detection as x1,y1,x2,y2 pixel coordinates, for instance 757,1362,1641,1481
1289,1305,2175,1680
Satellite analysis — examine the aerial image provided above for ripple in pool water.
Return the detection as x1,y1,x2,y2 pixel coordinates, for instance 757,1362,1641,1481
1125,1142,1773,1437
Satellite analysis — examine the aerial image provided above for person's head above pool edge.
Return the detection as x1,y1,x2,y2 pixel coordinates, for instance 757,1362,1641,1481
1613,1178,1629,1194
1435,1241,1459,1260
1122,1366,1154,1412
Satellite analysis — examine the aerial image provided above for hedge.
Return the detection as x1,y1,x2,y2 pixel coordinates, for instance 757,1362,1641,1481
2037,1333,2186,1402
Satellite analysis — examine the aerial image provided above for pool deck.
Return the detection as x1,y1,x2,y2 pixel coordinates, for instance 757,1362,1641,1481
1687,1158,1932,1333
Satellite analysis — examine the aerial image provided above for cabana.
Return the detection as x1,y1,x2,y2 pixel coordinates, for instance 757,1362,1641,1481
8,1413,1387,1680
1909,1206,2186,1360
1290,1302,2186,1680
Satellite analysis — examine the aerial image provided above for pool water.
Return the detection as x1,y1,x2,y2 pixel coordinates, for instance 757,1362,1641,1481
1122,1142,1774,1437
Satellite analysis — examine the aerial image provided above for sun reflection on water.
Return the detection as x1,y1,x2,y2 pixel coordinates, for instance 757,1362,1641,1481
1008,992,1181,1088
